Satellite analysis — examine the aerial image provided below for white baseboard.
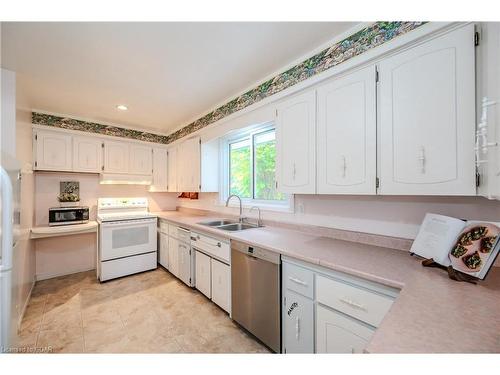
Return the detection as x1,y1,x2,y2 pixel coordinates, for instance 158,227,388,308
35,266,96,281
17,280,35,333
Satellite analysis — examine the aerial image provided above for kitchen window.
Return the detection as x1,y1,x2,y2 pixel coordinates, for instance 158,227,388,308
221,124,292,211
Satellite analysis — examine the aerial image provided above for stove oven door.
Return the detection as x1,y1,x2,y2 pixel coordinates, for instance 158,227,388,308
100,218,157,261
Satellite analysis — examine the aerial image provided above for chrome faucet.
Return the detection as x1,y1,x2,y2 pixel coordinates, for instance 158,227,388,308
225,194,245,222
249,206,263,227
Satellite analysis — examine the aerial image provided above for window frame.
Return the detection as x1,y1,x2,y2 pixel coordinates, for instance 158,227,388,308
220,122,294,212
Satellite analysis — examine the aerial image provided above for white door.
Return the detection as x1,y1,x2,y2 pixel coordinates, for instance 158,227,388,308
316,305,374,354
178,242,192,286
73,136,103,173
276,90,316,194
317,65,377,194
129,144,153,175
103,140,129,173
211,258,230,314
283,289,314,353
167,147,178,192
178,137,201,192
195,250,211,298
379,24,476,195
168,237,179,278
159,232,169,269
35,130,72,171
150,147,168,191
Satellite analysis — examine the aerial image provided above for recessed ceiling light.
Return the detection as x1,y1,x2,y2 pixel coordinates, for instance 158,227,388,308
116,104,128,111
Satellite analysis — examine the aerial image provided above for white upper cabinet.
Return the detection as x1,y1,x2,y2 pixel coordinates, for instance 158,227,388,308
379,24,476,195
178,136,201,192
72,135,102,173
276,90,316,194
103,140,129,173
167,147,178,192
149,147,168,191
129,143,153,175
34,129,73,171
317,65,377,194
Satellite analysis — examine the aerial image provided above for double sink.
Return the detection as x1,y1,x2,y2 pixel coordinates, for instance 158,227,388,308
198,219,261,231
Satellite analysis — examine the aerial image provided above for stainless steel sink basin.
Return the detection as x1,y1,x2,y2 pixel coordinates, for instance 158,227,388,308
216,223,259,231
198,219,237,227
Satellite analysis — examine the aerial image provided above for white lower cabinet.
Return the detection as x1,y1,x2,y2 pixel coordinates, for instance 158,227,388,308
282,257,399,354
195,250,212,298
168,237,179,278
178,242,192,286
210,258,231,313
316,305,374,354
158,232,169,269
283,289,314,353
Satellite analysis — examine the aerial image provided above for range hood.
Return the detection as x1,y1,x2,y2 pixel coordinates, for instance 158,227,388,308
99,173,152,185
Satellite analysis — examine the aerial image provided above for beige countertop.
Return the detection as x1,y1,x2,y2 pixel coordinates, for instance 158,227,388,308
153,210,500,353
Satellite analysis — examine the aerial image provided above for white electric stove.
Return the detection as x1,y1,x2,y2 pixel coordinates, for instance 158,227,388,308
97,198,157,281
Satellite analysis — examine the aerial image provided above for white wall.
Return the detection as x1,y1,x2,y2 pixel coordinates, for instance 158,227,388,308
34,172,177,280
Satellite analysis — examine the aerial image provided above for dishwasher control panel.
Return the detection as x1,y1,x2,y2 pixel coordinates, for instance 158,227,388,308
232,240,280,264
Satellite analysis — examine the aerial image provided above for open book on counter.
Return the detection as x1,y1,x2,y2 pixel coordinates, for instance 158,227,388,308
411,213,500,280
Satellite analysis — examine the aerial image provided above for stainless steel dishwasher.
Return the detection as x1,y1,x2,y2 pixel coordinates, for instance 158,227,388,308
231,240,281,353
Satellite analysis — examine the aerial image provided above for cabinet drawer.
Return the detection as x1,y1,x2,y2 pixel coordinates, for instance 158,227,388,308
169,225,191,243
283,261,314,299
316,275,394,327
191,232,230,264
159,220,169,234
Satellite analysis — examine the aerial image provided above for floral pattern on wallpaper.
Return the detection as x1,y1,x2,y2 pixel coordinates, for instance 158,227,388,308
32,21,425,145
32,112,170,144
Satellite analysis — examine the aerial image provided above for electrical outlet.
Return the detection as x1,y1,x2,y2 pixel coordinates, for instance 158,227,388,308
297,203,305,214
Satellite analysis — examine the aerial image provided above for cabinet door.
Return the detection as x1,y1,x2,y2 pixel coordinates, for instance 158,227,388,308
159,232,169,269
168,237,179,277
129,144,153,175
379,25,476,195
167,147,178,192
195,250,211,298
35,130,72,171
103,140,129,173
316,305,374,353
73,136,102,173
211,258,230,314
317,66,376,194
283,289,314,353
150,147,168,191
178,137,201,192
276,90,316,194
178,242,192,286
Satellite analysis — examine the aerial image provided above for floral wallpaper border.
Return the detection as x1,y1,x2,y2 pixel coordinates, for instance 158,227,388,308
32,21,425,144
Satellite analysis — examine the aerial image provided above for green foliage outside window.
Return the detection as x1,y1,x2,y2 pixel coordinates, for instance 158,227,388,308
229,129,285,202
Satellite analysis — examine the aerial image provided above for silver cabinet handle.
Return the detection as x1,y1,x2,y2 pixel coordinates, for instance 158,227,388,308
339,297,366,311
289,277,307,286
418,146,426,174
295,316,300,340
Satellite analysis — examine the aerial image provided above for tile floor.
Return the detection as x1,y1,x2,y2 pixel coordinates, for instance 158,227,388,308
16,268,270,353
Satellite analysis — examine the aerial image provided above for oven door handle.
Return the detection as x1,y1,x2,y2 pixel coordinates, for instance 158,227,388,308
101,219,156,228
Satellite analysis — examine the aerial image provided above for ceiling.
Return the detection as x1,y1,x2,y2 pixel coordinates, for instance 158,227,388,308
1,22,358,135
